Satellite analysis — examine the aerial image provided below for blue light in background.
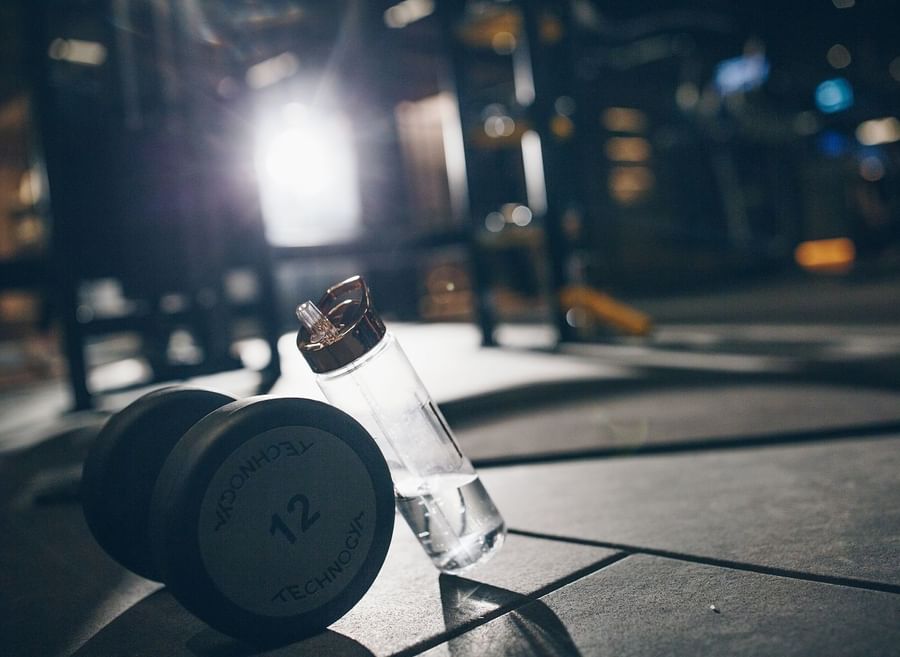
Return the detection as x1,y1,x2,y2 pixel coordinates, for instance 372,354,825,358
815,78,854,113
817,130,849,158
714,53,770,95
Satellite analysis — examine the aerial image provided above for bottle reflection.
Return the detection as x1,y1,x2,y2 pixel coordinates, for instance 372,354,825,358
439,575,583,657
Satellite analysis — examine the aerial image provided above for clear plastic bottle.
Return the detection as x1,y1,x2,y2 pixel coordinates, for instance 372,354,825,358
295,276,505,574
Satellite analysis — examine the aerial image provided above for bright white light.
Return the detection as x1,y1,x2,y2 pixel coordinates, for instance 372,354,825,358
263,129,335,193
246,52,299,89
48,38,107,66
521,130,548,216
511,205,533,226
484,115,515,138
714,53,770,95
235,338,272,371
255,104,360,246
384,0,434,28
856,117,900,146
513,44,536,106
438,93,469,219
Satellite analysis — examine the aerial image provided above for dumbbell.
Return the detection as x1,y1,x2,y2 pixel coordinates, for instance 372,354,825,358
81,386,395,645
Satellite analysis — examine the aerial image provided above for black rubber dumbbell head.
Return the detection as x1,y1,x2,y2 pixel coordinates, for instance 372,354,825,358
149,396,395,645
81,386,236,580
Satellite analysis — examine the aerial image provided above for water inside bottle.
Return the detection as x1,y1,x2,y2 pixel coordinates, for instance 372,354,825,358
395,472,506,574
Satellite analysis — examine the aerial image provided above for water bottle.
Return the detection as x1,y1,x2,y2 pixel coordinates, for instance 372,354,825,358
295,275,506,574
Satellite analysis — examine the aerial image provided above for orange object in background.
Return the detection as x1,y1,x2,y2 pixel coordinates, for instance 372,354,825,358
794,238,856,274
560,286,653,336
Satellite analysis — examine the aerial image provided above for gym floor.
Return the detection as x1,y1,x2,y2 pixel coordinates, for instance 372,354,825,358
3,273,900,656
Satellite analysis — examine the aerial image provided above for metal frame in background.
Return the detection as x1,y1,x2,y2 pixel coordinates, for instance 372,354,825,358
25,0,281,410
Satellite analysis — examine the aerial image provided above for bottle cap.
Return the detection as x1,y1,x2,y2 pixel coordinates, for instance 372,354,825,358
149,396,395,645
295,275,387,373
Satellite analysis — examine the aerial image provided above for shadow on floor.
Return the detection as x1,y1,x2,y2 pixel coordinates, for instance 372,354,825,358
439,574,582,657
186,627,375,657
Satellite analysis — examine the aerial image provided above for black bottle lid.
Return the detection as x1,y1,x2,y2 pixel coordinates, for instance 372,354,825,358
295,275,387,373
149,396,395,646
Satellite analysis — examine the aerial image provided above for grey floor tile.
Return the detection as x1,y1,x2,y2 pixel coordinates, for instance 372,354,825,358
74,523,619,656
481,436,900,585
421,554,900,657
457,383,900,462
2,506,161,657
330,524,618,655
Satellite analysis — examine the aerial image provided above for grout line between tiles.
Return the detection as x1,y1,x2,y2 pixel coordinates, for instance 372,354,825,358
391,551,630,657
507,528,900,595
471,420,900,468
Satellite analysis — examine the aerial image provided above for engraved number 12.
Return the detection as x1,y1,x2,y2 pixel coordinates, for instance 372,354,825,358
269,494,321,544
